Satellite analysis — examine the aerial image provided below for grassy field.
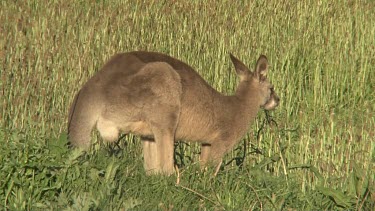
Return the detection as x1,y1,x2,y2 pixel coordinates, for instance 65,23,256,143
1,0,374,210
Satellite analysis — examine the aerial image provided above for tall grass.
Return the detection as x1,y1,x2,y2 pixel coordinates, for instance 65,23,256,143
1,0,374,210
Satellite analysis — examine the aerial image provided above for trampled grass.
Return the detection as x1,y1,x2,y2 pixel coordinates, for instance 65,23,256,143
1,0,374,210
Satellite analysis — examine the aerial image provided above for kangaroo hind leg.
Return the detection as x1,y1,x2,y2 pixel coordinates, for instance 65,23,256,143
142,136,159,175
145,111,179,175
68,89,101,150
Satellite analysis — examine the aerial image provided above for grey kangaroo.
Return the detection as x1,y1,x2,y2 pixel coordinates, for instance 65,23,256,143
68,51,279,175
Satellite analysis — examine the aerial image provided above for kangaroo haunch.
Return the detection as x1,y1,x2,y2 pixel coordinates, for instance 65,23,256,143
68,51,280,175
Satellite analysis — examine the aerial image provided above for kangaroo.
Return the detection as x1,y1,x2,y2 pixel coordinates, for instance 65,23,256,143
68,51,279,175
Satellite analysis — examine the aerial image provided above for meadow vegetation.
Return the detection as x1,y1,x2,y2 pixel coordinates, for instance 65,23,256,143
1,0,374,210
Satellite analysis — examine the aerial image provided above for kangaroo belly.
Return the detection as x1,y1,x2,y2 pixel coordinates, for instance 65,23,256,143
175,122,220,144
120,121,153,136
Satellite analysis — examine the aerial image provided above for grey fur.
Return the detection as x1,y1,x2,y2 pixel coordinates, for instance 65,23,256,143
68,51,279,175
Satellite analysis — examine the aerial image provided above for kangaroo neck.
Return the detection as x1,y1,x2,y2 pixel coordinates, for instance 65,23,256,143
207,82,261,140
230,81,262,137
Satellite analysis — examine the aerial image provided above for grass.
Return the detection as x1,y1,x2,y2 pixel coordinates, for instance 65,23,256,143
1,0,374,210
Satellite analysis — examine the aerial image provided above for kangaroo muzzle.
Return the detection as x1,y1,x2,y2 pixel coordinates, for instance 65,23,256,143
262,91,280,110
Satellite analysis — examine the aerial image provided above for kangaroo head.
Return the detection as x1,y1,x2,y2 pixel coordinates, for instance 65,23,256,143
230,53,279,110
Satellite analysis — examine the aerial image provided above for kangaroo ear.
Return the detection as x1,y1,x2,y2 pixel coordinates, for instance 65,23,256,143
230,53,250,80
255,55,268,81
